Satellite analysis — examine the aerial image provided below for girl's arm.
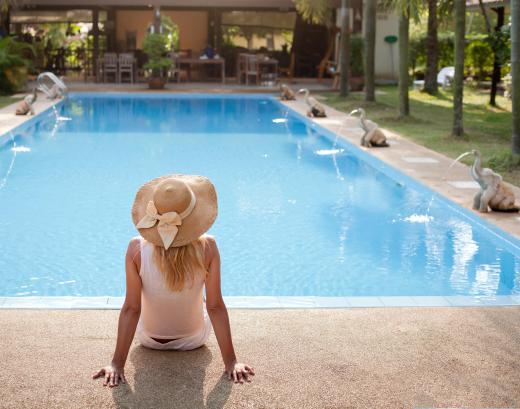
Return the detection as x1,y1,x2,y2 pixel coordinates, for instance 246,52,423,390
204,236,255,384
92,238,142,387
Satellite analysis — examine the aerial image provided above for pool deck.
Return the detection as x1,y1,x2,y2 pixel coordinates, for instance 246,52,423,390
1,308,519,408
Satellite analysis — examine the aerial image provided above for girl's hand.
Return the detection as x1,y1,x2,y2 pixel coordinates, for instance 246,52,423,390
92,364,126,387
225,362,255,384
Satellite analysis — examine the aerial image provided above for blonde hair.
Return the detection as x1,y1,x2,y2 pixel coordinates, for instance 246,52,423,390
153,237,206,292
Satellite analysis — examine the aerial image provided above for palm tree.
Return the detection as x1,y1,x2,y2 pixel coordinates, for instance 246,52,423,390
452,0,465,137
424,0,439,94
398,5,410,117
339,0,350,97
363,0,377,101
383,0,421,117
512,0,520,153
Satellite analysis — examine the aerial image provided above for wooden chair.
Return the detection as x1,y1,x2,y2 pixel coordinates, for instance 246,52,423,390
168,52,180,82
118,53,135,83
325,61,340,90
278,52,295,83
245,54,259,85
103,53,118,83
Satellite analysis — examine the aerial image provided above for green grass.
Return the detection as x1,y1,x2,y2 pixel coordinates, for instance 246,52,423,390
321,86,520,185
0,96,21,109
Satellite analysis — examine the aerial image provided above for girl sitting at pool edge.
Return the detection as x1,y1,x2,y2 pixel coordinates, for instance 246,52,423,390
93,174,255,387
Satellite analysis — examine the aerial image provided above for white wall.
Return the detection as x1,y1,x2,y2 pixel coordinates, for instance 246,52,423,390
372,10,399,82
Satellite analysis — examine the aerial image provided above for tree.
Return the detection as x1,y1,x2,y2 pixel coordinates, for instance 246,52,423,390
398,5,410,117
452,0,465,136
512,0,520,153
478,0,507,107
339,0,350,97
424,0,439,94
363,0,377,101
383,0,421,117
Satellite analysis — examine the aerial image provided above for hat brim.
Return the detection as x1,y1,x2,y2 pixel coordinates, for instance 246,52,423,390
132,174,218,248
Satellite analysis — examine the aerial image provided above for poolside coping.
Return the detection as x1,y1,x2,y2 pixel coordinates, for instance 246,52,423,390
0,295,519,309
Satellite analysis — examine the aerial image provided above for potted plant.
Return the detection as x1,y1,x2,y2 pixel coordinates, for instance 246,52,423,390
142,33,172,90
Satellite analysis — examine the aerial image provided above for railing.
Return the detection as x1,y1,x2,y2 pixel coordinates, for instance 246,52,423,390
37,72,67,98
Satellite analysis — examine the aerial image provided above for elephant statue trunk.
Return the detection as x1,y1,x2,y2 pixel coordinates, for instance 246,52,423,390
470,149,519,212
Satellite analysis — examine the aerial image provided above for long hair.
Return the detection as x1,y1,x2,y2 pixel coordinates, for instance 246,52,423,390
153,237,206,292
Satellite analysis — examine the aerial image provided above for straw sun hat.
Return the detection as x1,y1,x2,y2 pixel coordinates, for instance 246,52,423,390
132,175,218,249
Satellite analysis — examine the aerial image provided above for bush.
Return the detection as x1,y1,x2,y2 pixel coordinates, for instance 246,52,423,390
465,36,494,80
142,33,172,77
410,32,454,76
0,37,34,95
350,34,363,77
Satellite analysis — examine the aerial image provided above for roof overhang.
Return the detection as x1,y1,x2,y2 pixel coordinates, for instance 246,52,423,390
16,0,340,9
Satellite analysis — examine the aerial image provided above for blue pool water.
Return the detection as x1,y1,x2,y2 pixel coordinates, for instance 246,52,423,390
1,93,519,298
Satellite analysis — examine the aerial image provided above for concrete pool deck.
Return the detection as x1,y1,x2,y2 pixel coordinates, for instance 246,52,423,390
1,308,519,408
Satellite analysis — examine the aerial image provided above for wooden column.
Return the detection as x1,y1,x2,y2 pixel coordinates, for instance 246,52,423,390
92,8,100,81
214,9,222,51
153,6,161,34
106,9,116,52
0,5,10,37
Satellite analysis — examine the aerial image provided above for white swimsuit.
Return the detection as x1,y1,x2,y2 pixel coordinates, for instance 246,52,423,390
135,236,212,351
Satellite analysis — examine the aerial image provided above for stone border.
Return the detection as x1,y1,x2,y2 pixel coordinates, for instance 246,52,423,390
280,97,520,241
0,94,64,138
0,295,519,309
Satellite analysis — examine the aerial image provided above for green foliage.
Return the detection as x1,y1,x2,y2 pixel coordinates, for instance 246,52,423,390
293,0,332,26
160,15,180,51
0,37,34,94
222,26,241,47
350,34,364,76
142,33,172,77
410,32,454,75
465,36,493,80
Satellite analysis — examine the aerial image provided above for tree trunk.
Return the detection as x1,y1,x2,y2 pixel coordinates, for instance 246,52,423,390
398,6,410,117
489,7,505,106
0,4,9,37
452,0,466,137
424,0,438,94
339,0,350,97
92,8,99,82
512,0,520,153
363,0,376,101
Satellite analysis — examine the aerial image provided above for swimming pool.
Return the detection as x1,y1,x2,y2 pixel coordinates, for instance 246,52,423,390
1,93,519,307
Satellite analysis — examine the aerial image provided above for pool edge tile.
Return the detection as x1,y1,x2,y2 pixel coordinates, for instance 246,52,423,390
411,296,452,307
277,296,317,308
378,296,418,307
444,295,518,307
344,297,384,307
314,297,351,308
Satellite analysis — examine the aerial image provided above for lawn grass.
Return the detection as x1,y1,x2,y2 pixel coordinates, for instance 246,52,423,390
0,96,21,109
321,85,520,185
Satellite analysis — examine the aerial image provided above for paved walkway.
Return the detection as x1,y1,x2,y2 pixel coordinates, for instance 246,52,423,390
0,308,519,409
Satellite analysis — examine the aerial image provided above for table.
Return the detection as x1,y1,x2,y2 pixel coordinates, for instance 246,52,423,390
176,57,225,83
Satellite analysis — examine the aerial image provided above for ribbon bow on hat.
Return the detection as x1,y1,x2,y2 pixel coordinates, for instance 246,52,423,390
136,190,196,249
